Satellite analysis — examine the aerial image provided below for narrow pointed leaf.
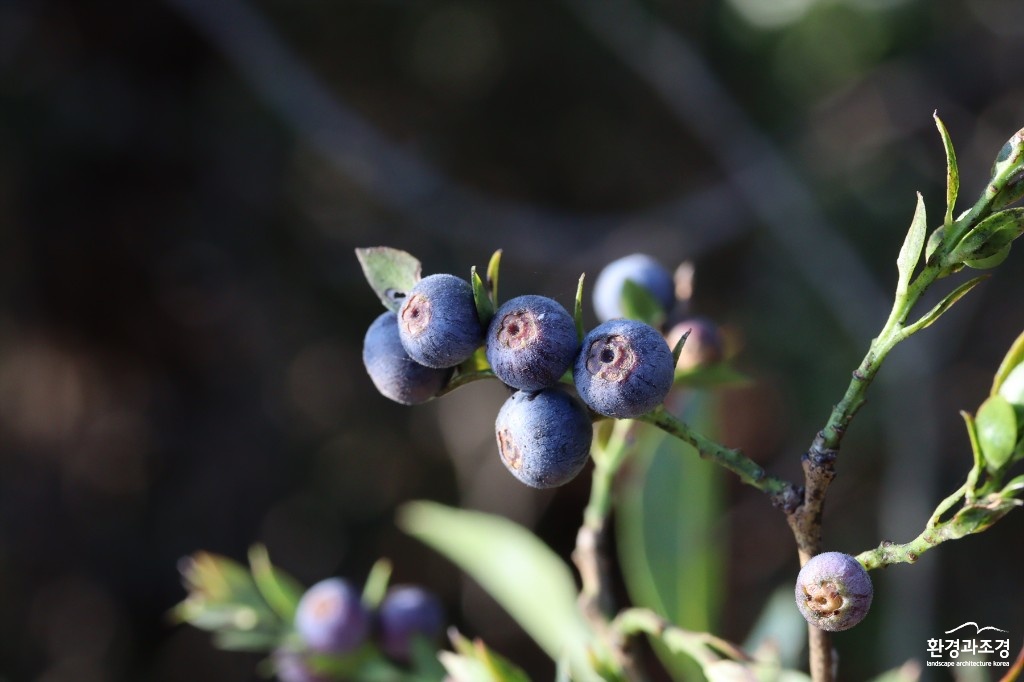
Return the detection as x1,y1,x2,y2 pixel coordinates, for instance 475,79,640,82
248,545,304,623
992,329,1024,396
442,630,532,682
397,502,591,664
1003,474,1024,497
903,275,988,337
934,113,959,227
360,557,393,610
472,266,495,327
486,249,503,308
355,247,422,312
671,329,690,367
574,273,586,343
961,411,985,491
896,193,927,297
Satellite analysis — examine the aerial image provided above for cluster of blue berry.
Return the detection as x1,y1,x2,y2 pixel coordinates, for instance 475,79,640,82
362,252,724,489
277,579,444,682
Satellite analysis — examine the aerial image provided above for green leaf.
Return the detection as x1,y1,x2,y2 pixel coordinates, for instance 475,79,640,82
961,411,985,493
743,586,807,670
992,169,1024,211
212,628,281,653
486,249,503,308
903,275,989,337
619,279,666,328
441,630,532,682
948,208,1024,266
896,192,927,296
992,329,1024,397
361,557,393,610
965,243,1012,270
934,113,960,227
1003,473,1024,497
925,225,945,264
991,127,1024,181
998,364,1024,456
574,273,586,343
178,602,265,632
472,266,495,328
976,394,1018,472
355,247,423,312
397,502,592,667
671,329,690,367
409,634,449,681
248,545,304,624
617,394,723,680
176,551,271,620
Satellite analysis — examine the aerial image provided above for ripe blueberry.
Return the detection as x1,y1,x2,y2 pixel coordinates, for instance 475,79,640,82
398,274,483,369
665,317,725,371
592,253,676,322
574,319,675,418
294,578,370,654
376,585,445,662
494,387,593,488
486,295,579,391
795,552,873,632
363,312,452,405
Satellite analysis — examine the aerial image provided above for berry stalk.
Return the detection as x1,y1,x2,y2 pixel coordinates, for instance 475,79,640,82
636,406,797,506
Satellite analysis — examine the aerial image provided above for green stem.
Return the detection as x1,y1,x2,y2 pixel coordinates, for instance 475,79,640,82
434,368,496,396
636,407,798,508
573,419,648,680
859,493,1022,571
574,419,634,622
928,482,969,528
583,419,633,530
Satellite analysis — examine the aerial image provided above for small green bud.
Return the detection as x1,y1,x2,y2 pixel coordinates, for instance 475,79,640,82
947,208,1024,268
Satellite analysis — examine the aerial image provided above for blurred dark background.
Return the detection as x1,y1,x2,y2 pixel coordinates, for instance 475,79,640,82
1,0,1023,680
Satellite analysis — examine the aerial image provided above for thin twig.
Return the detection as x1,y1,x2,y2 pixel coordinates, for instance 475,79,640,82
637,407,799,509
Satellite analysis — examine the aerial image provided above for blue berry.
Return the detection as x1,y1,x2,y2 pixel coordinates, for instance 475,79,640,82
494,387,593,488
574,319,675,418
592,254,675,322
376,585,445,662
294,578,370,654
398,274,483,368
486,295,579,391
795,552,873,632
363,311,451,405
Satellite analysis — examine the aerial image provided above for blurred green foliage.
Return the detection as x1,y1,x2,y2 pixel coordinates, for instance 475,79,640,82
0,0,1022,679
